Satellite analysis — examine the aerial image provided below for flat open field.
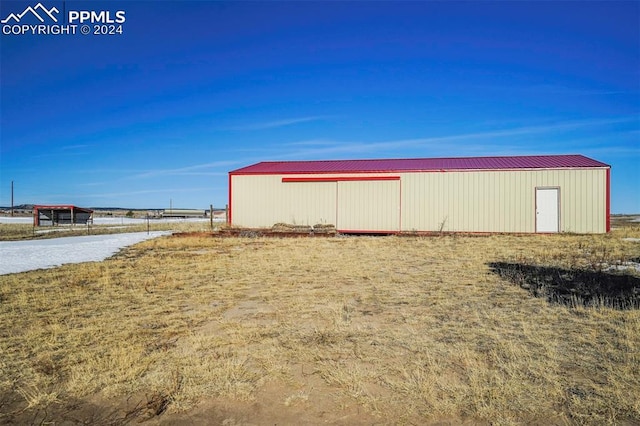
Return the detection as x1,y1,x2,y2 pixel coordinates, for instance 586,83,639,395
1,224,639,425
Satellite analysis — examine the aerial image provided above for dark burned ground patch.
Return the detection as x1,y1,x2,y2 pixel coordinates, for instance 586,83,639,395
0,390,173,425
489,262,640,310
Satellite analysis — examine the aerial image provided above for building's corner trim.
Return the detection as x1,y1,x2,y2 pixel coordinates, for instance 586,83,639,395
228,173,233,225
606,167,611,233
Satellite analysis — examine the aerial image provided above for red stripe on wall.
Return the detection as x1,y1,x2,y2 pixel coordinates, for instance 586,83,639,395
282,176,400,183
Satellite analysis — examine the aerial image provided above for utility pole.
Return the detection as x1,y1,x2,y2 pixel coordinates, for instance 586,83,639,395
11,181,14,217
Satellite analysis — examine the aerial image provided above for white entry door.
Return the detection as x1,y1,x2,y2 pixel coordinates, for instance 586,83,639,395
536,188,559,233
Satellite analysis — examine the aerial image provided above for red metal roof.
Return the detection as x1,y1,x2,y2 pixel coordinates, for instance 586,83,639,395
230,155,609,175
34,205,94,213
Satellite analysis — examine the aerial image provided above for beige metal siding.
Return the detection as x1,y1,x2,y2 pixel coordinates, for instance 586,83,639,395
400,168,607,233
337,180,400,231
282,181,337,226
231,175,336,227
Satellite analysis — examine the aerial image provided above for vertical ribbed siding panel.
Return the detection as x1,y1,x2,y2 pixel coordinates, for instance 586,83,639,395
471,172,479,231
524,171,535,232
598,169,605,232
281,182,337,226
496,172,503,232
592,169,601,233
470,172,477,231
232,175,279,227
490,172,497,231
577,170,585,232
516,172,525,232
446,175,452,230
441,173,450,230
479,172,487,231
457,173,463,229
586,170,592,230
509,172,517,232
585,169,606,233
524,171,532,232
485,172,497,232
232,175,337,228
337,180,400,231
503,172,509,231
543,168,606,233
551,169,606,233
596,169,605,232
589,169,597,232
503,172,511,232
568,169,577,232
401,173,425,231
465,173,473,231
415,173,429,230
446,175,454,231
445,174,453,231
583,170,590,231
463,173,470,230
568,170,576,232
400,168,606,233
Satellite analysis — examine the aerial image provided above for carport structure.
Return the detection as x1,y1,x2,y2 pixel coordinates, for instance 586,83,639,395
33,205,94,227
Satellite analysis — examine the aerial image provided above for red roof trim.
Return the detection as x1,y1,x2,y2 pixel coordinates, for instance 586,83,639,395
34,205,93,213
230,155,610,175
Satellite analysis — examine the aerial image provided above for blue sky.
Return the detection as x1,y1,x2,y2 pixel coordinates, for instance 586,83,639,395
1,1,638,212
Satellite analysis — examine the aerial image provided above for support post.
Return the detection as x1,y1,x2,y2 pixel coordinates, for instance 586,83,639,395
210,204,214,231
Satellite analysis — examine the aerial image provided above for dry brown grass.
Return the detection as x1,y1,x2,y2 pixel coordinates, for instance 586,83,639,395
1,225,639,425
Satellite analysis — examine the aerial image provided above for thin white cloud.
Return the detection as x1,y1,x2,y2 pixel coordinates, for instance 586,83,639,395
286,139,344,147
227,115,334,131
275,116,638,159
578,146,640,156
95,187,213,199
76,171,229,188
132,160,241,179
478,84,637,96
61,144,91,150
29,144,93,159
70,161,239,191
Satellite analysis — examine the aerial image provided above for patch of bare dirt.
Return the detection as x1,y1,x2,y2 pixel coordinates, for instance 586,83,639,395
146,382,383,426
